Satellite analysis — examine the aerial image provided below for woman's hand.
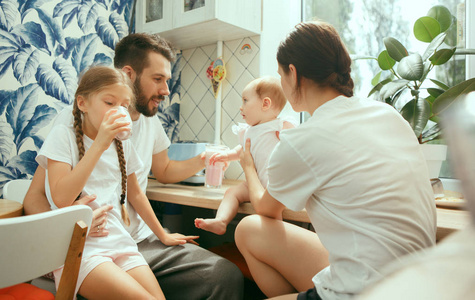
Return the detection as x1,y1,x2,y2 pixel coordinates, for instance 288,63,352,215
94,109,130,151
160,233,200,246
239,139,256,172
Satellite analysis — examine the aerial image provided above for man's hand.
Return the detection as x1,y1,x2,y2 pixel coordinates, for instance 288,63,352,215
75,194,113,237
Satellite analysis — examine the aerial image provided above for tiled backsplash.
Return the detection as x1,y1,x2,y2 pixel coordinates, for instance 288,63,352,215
178,36,260,180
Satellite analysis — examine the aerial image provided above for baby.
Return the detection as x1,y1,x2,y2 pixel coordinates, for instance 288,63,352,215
195,76,294,235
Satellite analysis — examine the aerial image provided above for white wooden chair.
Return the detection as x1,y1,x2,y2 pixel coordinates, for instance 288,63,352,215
3,179,32,204
0,205,93,300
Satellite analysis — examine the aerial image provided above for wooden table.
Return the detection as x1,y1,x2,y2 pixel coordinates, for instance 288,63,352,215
146,179,471,241
146,179,310,223
0,199,23,218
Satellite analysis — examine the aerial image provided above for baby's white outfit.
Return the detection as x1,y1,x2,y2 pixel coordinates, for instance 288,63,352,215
232,118,289,186
36,123,147,298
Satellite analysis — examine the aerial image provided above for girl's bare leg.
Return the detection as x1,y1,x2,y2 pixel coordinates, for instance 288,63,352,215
195,182,249,235
235,215,329,298
78,262,163,300
127,266,165,299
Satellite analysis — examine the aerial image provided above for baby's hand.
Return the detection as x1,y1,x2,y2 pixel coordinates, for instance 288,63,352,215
160,233,199,246
209,152,228,165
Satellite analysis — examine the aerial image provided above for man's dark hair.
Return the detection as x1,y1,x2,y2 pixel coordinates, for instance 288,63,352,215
114,33,176,75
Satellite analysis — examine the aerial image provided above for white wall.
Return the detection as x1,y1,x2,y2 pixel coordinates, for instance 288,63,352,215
260,0,302,123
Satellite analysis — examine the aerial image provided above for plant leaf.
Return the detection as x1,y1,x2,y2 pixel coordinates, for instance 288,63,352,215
432,78,475,116
17,105,56,150
13,45,40,85
36,8,66,50
429,48,455,65
427,88,445,98
414,16,441,43
379,79,409,101
0,0,21,31
422,32,446,61
368,78,391,98
427,5,452,32
7,150,38,176
71,33,100,74
95,12,128,50
93,53,113,66
383,37,408,62
12,21,50,55
377,50,396,70
18,0,49,21
0,121,14,164
36,57,77,104
400,98,431,137
371,71,382,86
397,53,424,81
77,2,99,33
421,123,442,143
430,79,449,90
5,84,39,148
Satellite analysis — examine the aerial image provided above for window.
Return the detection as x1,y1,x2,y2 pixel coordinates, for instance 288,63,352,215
303,0,469,96
303,0,474,178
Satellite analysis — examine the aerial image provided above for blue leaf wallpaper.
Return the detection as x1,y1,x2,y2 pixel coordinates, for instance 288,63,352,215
0,0,182,196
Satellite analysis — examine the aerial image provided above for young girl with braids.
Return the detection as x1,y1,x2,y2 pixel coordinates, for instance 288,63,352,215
36,66,187,300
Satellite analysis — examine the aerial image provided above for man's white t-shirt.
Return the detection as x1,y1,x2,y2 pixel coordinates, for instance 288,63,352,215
36,124,143,258
267,96,437,300
52,107,171,242
233,118,288,186
126,113,170,241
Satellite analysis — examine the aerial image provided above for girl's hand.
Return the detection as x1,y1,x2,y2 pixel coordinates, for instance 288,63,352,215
160,233,200,246
239,139,256,171
94,108,130,150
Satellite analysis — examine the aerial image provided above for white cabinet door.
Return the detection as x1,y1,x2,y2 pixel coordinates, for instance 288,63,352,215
136,0,173,33
172,0,216,29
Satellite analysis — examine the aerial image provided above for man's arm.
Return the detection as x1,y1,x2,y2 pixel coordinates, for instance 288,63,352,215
23,167,51,215
23,166,112,237
150,149,205,184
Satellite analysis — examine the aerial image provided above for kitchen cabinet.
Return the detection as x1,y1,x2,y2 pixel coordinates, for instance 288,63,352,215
136,0,261,50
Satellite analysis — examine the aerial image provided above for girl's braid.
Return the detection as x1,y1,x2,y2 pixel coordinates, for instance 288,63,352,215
73,104,85,160
72,104,85,201
115,139,130,225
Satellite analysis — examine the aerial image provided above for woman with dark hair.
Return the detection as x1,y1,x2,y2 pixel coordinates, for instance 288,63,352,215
235,21,436,300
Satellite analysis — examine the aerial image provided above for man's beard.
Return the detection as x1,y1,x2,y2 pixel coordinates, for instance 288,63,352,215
134,78,164,117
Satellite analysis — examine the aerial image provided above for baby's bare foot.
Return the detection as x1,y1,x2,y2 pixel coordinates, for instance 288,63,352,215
194,218,227,235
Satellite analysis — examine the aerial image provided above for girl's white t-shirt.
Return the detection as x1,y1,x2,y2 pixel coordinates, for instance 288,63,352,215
36,124,143,258
51,108,171,242
267,96,437,300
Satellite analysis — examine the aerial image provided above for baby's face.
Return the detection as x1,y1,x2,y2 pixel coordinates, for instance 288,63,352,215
240,83,263,126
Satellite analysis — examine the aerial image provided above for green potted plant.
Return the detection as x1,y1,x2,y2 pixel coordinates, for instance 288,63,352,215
366,5,475,178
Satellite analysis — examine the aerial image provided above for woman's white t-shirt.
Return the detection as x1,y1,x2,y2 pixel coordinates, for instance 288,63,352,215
267,96,436,300
36,124,144,258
